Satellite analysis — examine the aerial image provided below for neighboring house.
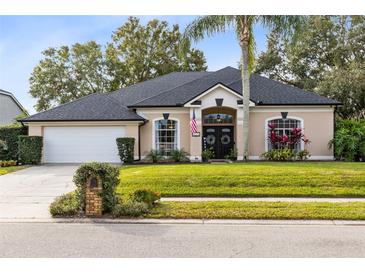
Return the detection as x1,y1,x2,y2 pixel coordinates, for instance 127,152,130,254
0,89,26,126
21,67,341,163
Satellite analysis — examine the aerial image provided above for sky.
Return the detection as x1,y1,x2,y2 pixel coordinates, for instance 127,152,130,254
0,16,268,114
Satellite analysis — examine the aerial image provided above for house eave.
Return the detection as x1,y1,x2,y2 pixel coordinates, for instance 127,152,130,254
127,104,184,108
0,89,27,113
254,103,342,106
19,118,146,123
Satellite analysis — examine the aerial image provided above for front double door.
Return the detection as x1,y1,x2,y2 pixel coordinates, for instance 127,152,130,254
202,126,234,159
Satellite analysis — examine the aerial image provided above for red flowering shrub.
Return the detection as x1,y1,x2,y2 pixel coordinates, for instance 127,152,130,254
267,123,310,150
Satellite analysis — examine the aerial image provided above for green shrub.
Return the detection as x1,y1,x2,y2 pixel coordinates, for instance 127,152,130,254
0,160,17,167
329,119,365,161
201,147,215,162
131,189,160,208
261,149,296,161
112,201,150,217
116,137,135,164
18,135,43,164
73,162,120,213
170,149,189,162
49,191,80,217
0,126,27,160
225,147,238,161
296,149,311,160
146,149,163,163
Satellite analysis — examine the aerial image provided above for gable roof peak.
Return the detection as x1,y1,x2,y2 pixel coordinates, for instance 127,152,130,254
0,88,26,112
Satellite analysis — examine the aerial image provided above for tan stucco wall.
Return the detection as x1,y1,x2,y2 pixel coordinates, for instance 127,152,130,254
27,105,335,161
186,85,244,160
137,109,190,156
28,125,43,136
248,107,334,158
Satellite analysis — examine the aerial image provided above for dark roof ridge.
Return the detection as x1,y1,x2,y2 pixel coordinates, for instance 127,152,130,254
121,71,213,107
128,66,236,107
100,93,145,120
110,71,179,96
110,70,213,97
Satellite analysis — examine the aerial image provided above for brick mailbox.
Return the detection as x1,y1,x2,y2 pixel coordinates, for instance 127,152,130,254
85,176,103,217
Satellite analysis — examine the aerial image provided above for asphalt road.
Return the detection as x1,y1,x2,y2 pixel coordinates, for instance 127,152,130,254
1,223,365,257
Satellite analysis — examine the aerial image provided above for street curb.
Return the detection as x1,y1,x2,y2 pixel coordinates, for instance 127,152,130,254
161,197,365,202
1,218,365,226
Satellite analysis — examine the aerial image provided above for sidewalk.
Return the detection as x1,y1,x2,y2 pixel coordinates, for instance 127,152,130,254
161,197,365,202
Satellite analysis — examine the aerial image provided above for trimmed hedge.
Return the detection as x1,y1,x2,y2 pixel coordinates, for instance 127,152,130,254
18,136,43,164
116,137,135,164
0,126,27,160
73,162,120,213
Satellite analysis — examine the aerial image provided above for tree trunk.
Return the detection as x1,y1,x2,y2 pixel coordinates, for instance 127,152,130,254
239,17,251,160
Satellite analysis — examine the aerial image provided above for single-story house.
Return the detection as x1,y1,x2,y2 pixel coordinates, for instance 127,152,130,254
21,66,341,163
0,89,26,126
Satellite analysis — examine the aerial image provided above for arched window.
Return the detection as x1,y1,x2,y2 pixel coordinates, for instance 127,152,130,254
266,118,303,151
154,119,178,155
203,113,233,124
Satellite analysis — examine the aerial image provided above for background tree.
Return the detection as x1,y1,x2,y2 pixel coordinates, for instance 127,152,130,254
106,16,206,90
255,16,365,119
30,41,110,111
182,15,305,159
30,17,207,111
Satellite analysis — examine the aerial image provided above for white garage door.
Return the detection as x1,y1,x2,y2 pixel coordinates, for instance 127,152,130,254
44,126,125,163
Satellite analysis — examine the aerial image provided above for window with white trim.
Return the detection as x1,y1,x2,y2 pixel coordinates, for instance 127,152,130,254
154,119,178,155
267,118,302,151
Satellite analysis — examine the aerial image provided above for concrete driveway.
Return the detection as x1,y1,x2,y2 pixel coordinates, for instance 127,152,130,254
0,165,78,219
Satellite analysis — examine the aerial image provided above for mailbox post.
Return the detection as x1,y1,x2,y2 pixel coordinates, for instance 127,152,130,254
85,176,102,217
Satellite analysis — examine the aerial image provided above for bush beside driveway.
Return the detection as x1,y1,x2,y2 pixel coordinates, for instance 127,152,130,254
118,162,365,198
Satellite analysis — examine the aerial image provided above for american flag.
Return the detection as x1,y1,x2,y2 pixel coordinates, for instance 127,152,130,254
191,109,198,134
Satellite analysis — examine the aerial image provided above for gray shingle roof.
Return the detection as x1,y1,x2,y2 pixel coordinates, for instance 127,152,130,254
130,67,242,107
22,66,340,122
110,71,212,106
229,73,340,105
22,93,144,121
130,67,340,107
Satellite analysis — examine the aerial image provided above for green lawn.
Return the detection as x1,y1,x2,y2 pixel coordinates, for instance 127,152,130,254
0,166,27,176
118,162,365,198
148,201,365,220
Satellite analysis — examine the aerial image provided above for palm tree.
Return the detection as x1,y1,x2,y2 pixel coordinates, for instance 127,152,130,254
181,16,305,160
